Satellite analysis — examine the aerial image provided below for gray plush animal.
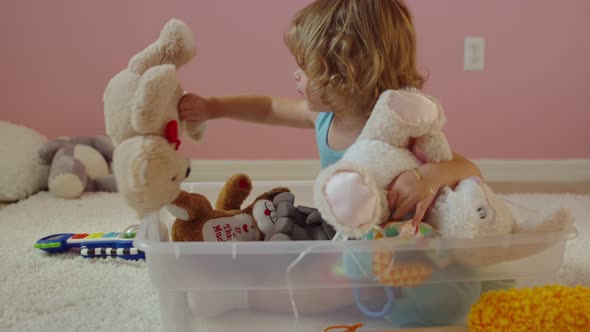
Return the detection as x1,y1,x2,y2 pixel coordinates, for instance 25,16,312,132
38,136,117,199
266,192,336,241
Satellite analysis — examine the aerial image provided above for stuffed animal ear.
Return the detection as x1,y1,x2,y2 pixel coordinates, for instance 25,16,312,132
38,139,67,164
385,90,442,127
128,18,197,75
131,64,180,134
272,192,295,206
90,136,116,162
360,89,447,147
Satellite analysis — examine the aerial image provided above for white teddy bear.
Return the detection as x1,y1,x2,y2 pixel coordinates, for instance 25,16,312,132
103,18,206,217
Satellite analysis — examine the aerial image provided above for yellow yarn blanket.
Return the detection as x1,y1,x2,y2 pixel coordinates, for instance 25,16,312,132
468,285,590,332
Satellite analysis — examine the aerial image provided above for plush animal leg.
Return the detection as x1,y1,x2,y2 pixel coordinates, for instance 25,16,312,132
513,206,572,233
48,156,88,199
131,64,181,134
314,140,420,238
215,173,252,211
128,18,196,75
168,192,215,242
414,132,453,163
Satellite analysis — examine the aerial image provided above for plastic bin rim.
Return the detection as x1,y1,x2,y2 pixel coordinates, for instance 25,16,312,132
134,215,578,255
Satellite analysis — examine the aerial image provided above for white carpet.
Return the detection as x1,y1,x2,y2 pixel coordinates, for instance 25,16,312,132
0,191,588,332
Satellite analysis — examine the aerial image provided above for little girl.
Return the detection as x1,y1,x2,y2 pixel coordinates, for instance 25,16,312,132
180,0,482,226
180,0,490,328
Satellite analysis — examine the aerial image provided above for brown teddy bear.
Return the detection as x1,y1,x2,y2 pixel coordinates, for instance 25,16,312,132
168,173,289,242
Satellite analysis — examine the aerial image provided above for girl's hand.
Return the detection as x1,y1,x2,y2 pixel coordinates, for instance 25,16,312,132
178,93,214,123
386,152,482,226
386,168,438,226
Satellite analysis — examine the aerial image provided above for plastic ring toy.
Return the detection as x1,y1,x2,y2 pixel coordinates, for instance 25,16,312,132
353,286,395,318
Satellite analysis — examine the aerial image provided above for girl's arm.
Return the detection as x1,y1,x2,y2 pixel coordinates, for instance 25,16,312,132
179,93,316,129
387,151,483,224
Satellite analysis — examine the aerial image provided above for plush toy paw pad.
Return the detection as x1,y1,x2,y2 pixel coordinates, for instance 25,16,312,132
324,172,377,228
49,174,85,199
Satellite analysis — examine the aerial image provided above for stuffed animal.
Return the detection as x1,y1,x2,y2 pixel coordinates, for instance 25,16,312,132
427,176,570,238
104,18,205,145
313,88,572,247
314,88,453,239
167,173,290,242
468,285,590,332
38,135,117,199
425,176,571,266
103,18,206,217
257,192,336,241
0,121,49,202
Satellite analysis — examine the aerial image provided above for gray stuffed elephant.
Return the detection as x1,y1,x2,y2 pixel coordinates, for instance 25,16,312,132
267,192,336,241
38,136,117,199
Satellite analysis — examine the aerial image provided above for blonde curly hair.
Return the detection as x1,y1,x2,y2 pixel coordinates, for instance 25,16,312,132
285,0,426,115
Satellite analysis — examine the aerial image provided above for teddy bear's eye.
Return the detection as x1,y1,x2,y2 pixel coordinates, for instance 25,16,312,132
171,176,177,182
477,207,487,219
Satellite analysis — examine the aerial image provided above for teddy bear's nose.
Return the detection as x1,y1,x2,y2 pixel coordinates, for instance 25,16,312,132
185,167,191,179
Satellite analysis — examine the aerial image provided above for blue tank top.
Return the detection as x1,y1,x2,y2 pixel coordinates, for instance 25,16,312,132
315,112,346,169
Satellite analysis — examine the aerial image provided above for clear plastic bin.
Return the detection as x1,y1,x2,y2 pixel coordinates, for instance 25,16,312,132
134,181,577,332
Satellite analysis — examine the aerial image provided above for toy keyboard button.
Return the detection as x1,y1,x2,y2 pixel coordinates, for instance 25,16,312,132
86,233,104,239
103,232,119,238
72,233,89,239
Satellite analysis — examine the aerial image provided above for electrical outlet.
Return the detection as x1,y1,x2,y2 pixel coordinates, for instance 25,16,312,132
464,37,485,71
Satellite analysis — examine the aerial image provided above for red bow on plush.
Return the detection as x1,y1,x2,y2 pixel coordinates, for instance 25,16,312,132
165,120,181,150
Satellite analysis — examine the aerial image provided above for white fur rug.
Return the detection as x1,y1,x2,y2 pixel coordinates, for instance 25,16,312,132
0,192,588,331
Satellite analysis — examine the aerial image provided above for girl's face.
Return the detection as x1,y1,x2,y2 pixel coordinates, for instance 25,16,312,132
294,68,331,112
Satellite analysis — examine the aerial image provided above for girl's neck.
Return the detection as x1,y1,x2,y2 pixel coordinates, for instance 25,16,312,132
331,110,368,131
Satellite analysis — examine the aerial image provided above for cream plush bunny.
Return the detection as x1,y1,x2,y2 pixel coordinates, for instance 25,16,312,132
103,18,205,217
314,89,571,244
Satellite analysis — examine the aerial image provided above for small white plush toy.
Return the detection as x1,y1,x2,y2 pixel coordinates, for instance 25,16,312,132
426,176,571,238
314,88,453,239
103,18,205,218
425,176,571,266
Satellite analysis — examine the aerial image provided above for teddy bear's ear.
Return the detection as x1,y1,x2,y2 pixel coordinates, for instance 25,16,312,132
131,65,180,134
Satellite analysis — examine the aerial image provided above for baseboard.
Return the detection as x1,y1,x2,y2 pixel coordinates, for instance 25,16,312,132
188,159,590,183
475,159,590,182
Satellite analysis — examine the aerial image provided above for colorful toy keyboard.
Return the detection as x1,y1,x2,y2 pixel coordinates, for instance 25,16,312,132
34,225,145,261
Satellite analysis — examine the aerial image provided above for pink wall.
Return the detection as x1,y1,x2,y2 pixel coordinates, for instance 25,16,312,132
1,0,589,160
